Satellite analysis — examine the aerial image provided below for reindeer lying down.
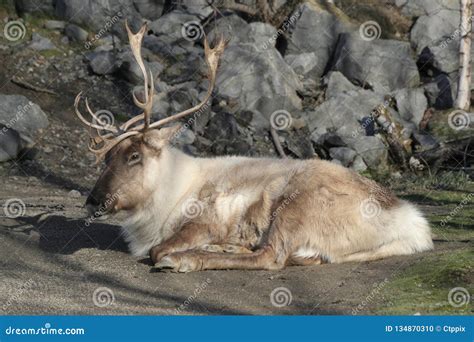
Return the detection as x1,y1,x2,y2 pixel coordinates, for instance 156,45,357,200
75,23,433,272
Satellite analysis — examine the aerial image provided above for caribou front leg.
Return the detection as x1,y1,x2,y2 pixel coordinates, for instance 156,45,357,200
154,246,287,272
149,223,222,264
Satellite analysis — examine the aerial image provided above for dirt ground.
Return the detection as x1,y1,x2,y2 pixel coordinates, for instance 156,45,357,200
0,26,472,316
1,170,472,315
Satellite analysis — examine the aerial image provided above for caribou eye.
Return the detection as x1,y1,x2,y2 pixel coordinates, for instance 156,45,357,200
127,151,141,166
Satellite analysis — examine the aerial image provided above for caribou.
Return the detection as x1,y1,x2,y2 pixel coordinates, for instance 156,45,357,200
74,22,433,272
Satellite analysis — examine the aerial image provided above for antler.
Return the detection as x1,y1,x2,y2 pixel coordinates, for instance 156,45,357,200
125,20,154,131
131,36,227,132
74,22,226,163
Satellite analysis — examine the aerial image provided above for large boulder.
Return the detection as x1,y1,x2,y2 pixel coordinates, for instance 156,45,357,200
410,5,460,74
216,43,303,129
391,87,428,127
303,87,388,168
0,95,49,161
285,2,351,80
207,15,277,48
148,11,200,44
15,0,55,15
332,33,420,92
54,0,135,39
396,0,460,18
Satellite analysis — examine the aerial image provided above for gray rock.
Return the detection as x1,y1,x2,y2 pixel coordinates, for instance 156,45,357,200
178,0,213,17
348,136,387,169
325,71,359,99
304,88,385,143
149,11,199,44
392,88,427,126
397,0,459,18
89,51,117,75
351,155,368,172
332,33,419,92
172,127,195,146
68,190,82,198
29,32,56,51
248,22,278,47
284,53,319,78
64,23,88,42
329,147,357,167
303,88,389,168
216,43,302,126
15,0,54,15
413,132,440,151
410,7,460,74
118,49,164,84
422,73,455,109
0,94,49,142
285,2,352,80
0,124,21,162
207,15,276,48
134,0,165,20
207,15,249,46
44,20,66,30
55,0,131,39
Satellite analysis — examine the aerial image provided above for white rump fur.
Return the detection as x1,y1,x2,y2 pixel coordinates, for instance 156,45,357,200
121,146,433,262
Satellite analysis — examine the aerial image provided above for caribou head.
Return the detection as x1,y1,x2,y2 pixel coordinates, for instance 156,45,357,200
74,22,226,216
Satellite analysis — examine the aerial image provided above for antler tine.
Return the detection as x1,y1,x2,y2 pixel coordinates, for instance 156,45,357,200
88,131,140,164
125,20,154,131
74,92,118,133
142,35,226,130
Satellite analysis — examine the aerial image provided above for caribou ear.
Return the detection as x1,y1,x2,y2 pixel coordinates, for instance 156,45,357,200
156,124,182,141
142,124,182,150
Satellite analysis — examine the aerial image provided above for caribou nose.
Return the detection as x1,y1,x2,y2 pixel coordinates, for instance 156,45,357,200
85,194,101,216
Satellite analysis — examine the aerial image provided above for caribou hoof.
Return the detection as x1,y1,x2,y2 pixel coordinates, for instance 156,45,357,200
154,253,202,273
